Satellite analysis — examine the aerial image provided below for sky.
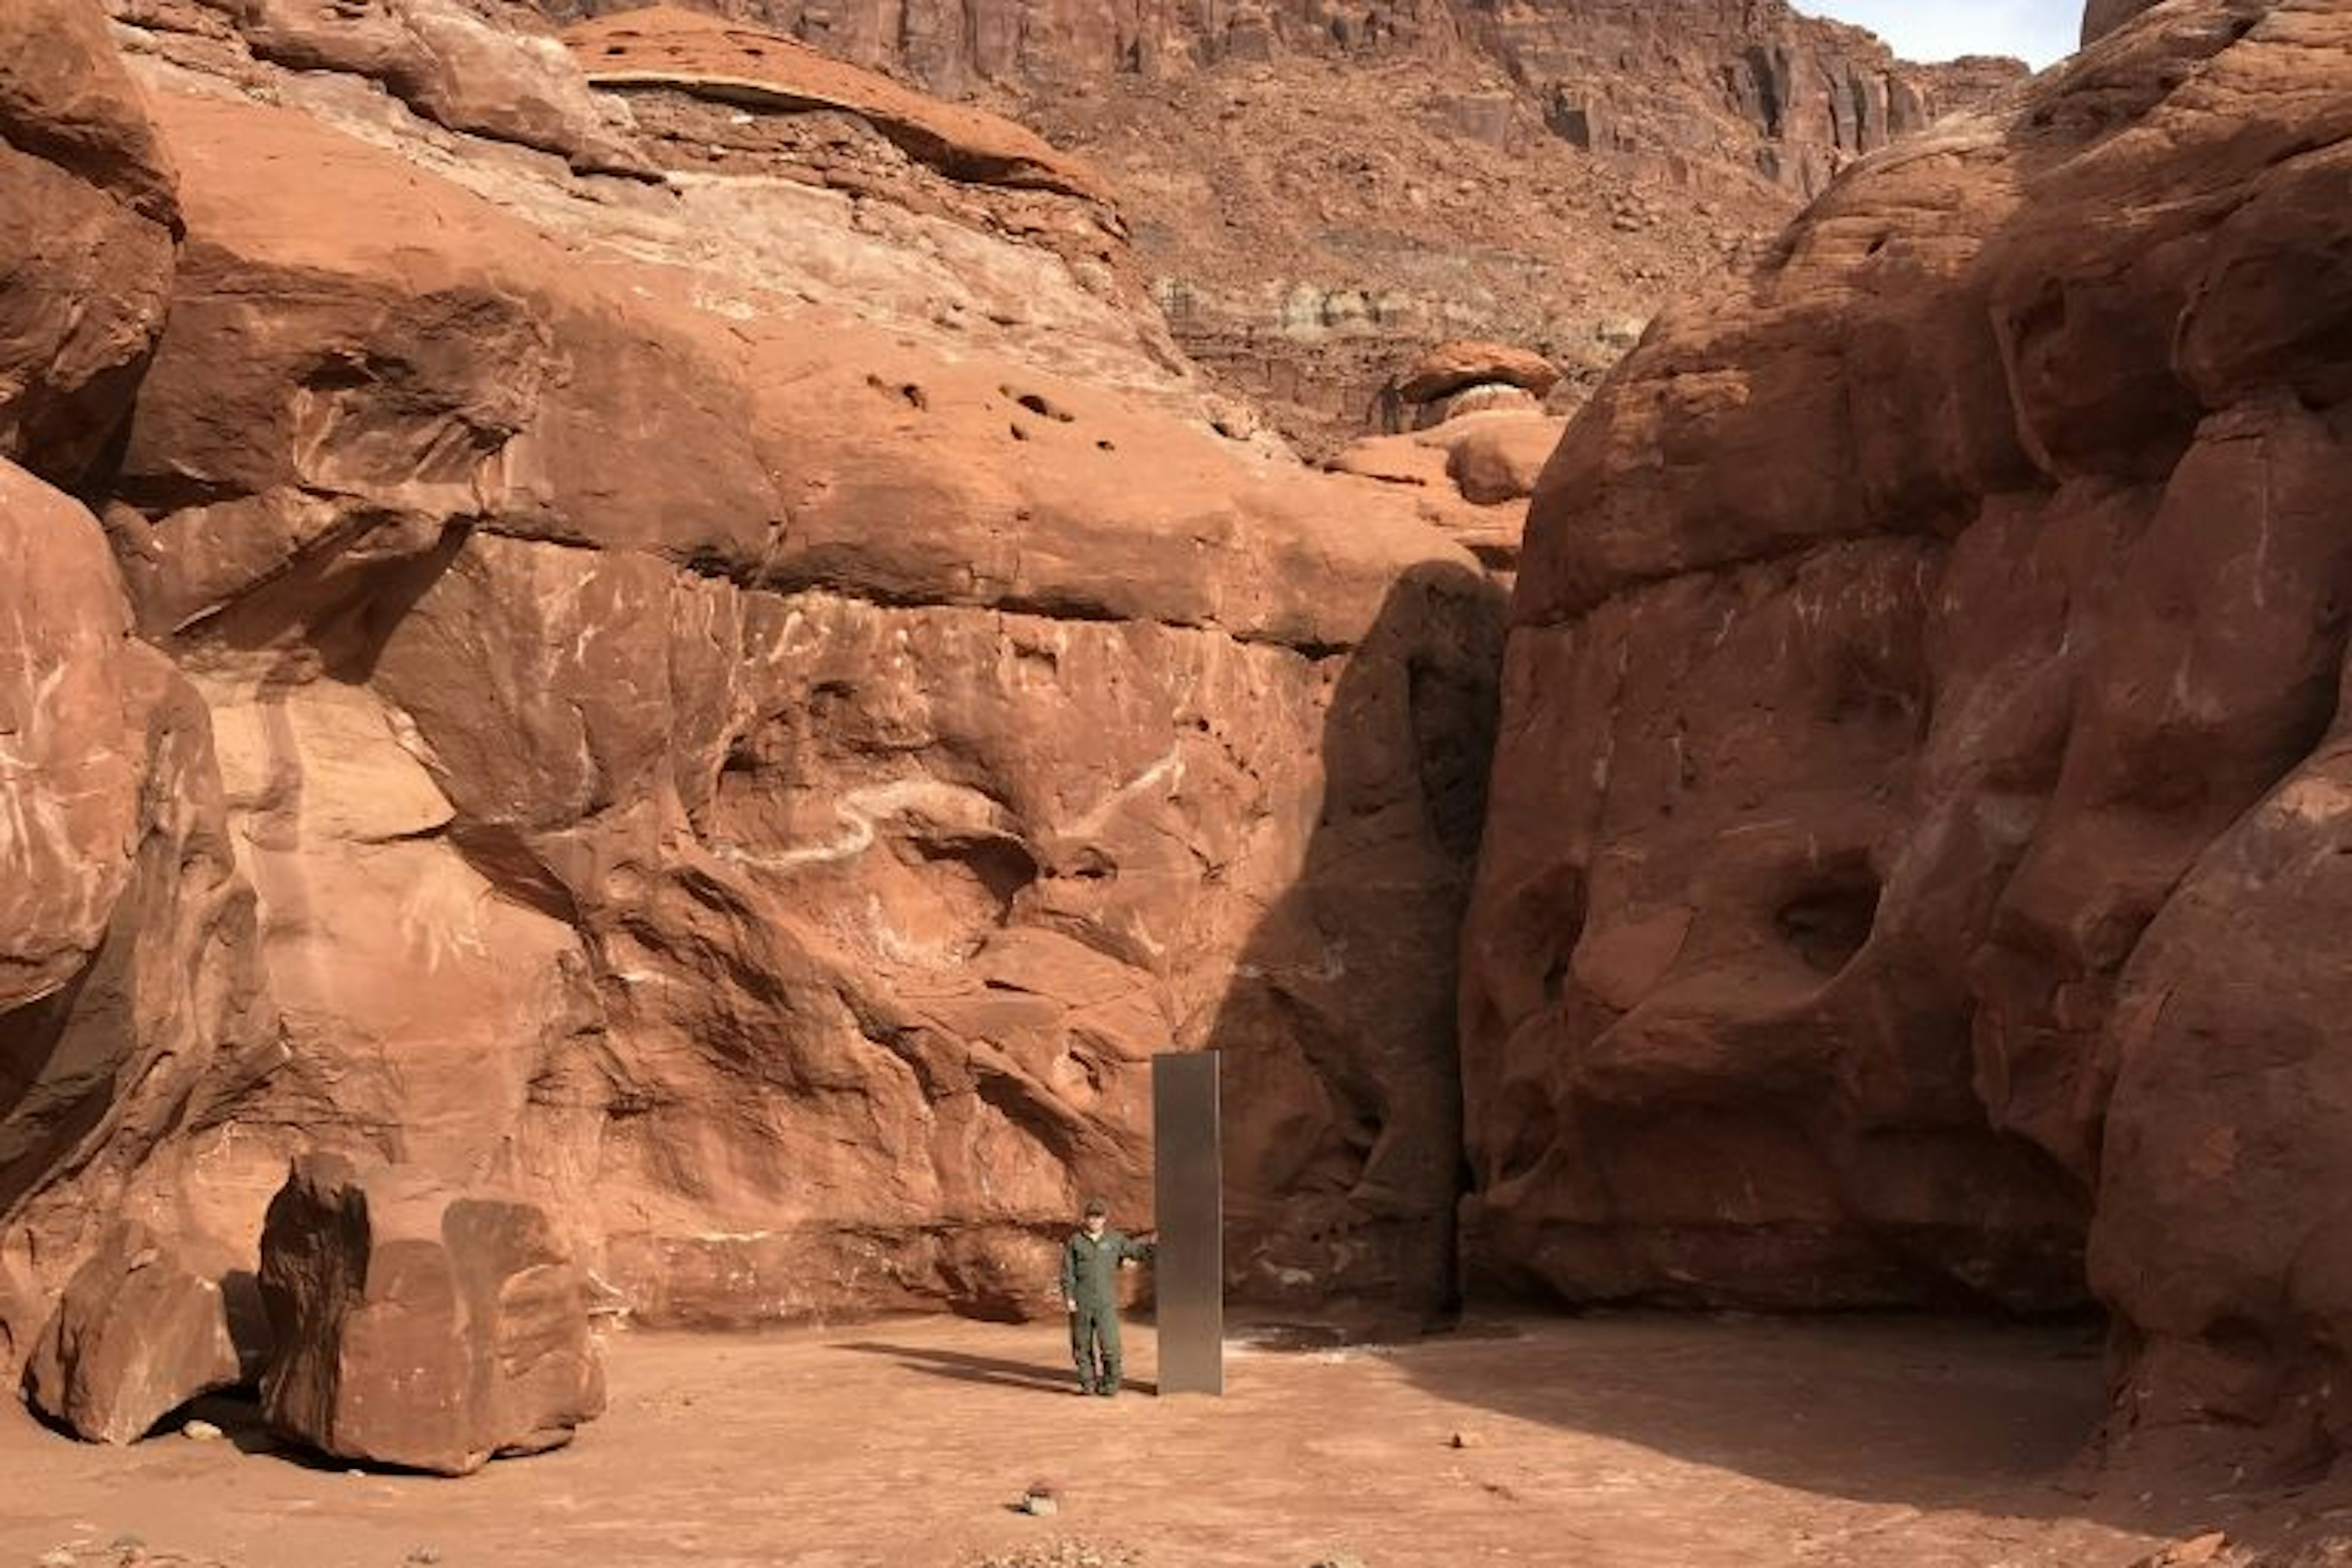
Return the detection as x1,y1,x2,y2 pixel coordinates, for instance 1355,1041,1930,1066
1799,1,2081,69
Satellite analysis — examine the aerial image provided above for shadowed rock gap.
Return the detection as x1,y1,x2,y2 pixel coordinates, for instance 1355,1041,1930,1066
1207,559,1505,1331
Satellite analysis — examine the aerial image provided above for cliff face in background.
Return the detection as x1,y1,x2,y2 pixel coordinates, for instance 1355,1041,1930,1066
541,0,2007,179
1,0,1508,1341
540,0,2011,194
1463,0,2352,1476
538,0,2028,452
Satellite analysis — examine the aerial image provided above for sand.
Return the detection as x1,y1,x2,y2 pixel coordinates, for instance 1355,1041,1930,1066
5,1313,2206,1568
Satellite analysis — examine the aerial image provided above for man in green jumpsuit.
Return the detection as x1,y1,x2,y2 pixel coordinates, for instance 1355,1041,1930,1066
1061,1197,1155,1396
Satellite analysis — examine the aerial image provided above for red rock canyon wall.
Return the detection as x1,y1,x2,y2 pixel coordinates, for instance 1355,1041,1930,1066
0,0,1496,1349
1463,0,2352,1472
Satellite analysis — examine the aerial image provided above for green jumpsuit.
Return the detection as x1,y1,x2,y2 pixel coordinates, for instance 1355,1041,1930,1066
1061,1226,1154,1394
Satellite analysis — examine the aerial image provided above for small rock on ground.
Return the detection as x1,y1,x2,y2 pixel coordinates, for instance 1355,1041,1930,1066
965,1539,1142,1568
34,1547,232,1568
2133,1536,2241,1568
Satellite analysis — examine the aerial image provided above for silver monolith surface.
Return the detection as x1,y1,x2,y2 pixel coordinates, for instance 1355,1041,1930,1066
1152,1050,1223,1395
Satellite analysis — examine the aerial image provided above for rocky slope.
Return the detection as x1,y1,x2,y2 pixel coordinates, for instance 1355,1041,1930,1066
1462,0,2352,1477
540,0,2029,452
1,0,1521,1349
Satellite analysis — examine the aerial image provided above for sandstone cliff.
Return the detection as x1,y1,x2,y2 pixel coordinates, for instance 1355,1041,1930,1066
1,0,1496,1346
1463,0,2352,1474
543,0,2004,198
10,0,2352,1499
1017,0,2028,457
537,0,2029,453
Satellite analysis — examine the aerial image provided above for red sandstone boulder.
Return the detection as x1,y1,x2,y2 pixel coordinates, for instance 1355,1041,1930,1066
0,0,179,491
565,7,1112,202
0,455,271,1264
1398,341,1561,406
1325,412,1561,573
2084,0,2169,45
22,1219,253,1444
1444,414,1561,505
259,1153,605,1474
229,0,649,175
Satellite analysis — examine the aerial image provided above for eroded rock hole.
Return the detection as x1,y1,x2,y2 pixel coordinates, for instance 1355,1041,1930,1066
1774,859,1882,974
1005,388,1074,422
865,374,928,410
912,833,1040,918
1064,845,1116,883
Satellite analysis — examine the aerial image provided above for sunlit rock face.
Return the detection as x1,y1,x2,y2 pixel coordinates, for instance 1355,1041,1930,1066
1,0,1502,1349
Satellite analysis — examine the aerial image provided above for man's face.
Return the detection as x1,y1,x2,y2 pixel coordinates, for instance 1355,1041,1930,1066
1085,1212,1107,1235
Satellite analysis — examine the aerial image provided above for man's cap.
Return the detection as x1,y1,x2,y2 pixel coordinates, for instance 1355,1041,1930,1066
1084,1196,1109,1216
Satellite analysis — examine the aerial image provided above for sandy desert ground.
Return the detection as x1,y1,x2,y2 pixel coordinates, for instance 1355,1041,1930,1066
4,1313,2249,1568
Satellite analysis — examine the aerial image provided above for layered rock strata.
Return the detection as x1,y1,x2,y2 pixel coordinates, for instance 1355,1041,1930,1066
542,0,2011,201
0,0,182,492
535,0,2028,453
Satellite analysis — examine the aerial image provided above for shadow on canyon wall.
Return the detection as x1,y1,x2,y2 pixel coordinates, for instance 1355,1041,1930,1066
1202,557,1507,1335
